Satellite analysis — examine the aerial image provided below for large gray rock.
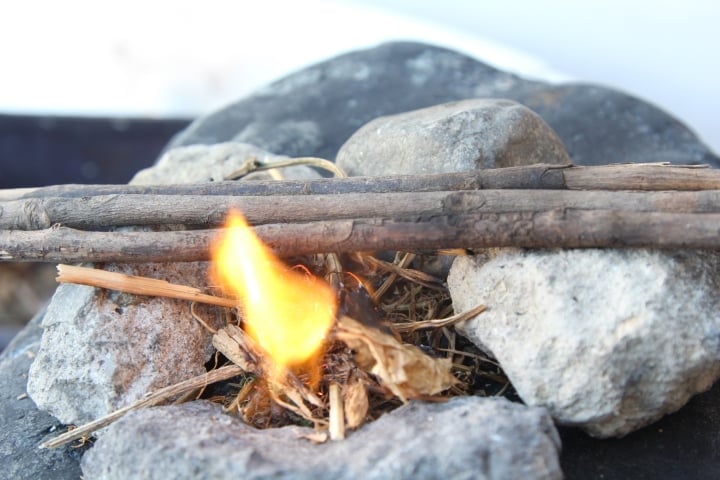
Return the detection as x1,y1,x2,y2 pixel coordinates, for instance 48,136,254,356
26,263,217,424
81,397,562,480
27,143,302,425
336,99,570,176
448,249,720,438
168,42,718,167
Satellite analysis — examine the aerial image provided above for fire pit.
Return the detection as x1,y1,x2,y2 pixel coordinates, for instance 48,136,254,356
32,171,495,445
2,42,720,479
6,150,720,479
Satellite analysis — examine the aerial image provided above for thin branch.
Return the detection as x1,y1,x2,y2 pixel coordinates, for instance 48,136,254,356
3,163,719,202
4,208,720,264
4,188,720,230
1,165,563,201
39,364,244,449
563,162,716,190
391,304,488,333
56,264,238,308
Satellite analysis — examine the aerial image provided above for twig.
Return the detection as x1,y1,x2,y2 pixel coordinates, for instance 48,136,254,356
56,264,238,308
190,302,218,334
226,156,347,180
329,383,345,440
213,325,324,421
5,209,720,263
5,188,720,230
4,163,719,202
356,253,444,290
1,166,551,201
372,253,415,302
391,304,487,333
39,364,244,449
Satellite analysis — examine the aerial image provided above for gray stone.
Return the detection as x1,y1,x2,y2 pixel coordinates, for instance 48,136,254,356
447,249,720,438
0,309,82,479
26,263,218,424
81,397,562,480
335,99,569,176
168,42,718,168
509,84,718,167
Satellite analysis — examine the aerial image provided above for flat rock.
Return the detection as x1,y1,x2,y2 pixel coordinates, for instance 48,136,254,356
336,98,569,176
448,249,720,438
81,397,562,480
168,42,718,167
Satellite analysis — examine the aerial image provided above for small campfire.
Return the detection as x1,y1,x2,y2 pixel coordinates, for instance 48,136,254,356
43,209,493,447
7,160,720,450
207,208,471,439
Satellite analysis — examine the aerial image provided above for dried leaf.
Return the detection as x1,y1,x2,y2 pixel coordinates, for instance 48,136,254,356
343,379,369,429
336,316,458,402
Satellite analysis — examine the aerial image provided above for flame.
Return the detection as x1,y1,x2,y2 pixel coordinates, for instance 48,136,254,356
212,210,336,374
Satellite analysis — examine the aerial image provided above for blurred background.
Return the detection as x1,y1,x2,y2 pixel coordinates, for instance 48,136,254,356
1,0,717,348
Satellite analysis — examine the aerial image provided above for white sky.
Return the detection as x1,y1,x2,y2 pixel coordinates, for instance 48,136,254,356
0,0,717,153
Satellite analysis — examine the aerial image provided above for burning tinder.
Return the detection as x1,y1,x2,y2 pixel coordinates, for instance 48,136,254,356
211,210,336,373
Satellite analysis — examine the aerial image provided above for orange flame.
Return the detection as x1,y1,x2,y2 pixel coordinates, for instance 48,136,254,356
211,210,336,374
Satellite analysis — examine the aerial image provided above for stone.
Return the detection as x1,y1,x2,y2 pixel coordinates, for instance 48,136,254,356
168,42,719,168
27,142,311,425
0,309,83,479
26,263,218,424
335,99,569,176
447,249,720,438
81,397,562,480
509,84,719,167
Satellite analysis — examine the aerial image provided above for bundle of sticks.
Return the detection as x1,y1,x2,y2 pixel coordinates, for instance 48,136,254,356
2,162,720,264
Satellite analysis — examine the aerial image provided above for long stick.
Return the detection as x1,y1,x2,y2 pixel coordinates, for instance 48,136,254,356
4,189,720,230
0,165,559,200
39,364,244,449
56,264,238,308
4,209,720,263
2,163,718,202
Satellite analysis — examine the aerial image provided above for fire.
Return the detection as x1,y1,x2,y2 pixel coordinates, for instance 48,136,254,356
211,210,336,373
